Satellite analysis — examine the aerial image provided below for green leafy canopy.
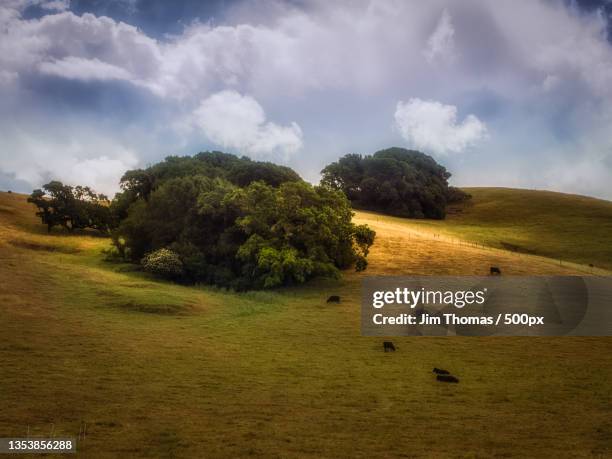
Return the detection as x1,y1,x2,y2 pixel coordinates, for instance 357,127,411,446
320,147,470,219
113,152,375,289
28,181,112,233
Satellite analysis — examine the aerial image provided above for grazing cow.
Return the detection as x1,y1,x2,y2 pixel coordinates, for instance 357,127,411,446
326,295,341,303
436,375,459,383
433,368,450,375
383,341,396,352
490,266,502,275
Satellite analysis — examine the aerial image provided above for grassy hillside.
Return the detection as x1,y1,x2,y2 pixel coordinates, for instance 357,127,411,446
0,191,610,457
391,187,612,270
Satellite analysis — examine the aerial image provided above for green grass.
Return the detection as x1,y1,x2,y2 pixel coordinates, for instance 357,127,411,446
0,190,611,458
394,187,612,270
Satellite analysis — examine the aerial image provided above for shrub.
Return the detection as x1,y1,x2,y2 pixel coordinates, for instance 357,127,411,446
141,248,184,279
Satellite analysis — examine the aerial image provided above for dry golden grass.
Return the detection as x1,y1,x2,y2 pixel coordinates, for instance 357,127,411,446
352,211,607,276
0,191,610,458
391,187,612,271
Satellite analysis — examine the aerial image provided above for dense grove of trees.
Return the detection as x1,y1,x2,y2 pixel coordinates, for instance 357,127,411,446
320,147,470,219
52,151,374,290
28,181,112,233
116,174,374,289
29,148,469,289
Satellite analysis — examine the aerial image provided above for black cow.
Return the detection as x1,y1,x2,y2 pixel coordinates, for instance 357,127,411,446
433,368,450,375
436,375,459,383
326,295,341,303
490,266,502,275
383,341,396,352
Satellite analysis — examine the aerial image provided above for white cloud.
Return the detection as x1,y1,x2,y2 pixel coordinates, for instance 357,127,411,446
394,98,487,155
0,9,161,90
2,0,612,105
2,1,612,197
67,155,136,196
0,70,18,86
191,90,303,159
40,0,69,12
39,56,133,81
424,9,456,64
542,74,561,92
0,127,139,196
543,155,612,198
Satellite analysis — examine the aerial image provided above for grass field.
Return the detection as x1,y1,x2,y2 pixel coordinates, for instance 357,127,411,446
1,190,611,458
388,187,612,271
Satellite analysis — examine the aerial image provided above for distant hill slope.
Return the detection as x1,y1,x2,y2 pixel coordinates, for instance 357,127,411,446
363,187,612,270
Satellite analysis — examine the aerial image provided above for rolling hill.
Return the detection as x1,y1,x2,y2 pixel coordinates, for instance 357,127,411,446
0,189,610,457
384,187,612,271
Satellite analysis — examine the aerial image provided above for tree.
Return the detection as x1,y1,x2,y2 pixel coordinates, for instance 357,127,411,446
28,181,113,233
119,169,155,202
230,180,374,288
28,188,60,232
320,147,470,219
115,151,302,215
113,153,376,289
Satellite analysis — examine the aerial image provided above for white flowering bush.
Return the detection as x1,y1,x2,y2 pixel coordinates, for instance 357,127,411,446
141,248,184,279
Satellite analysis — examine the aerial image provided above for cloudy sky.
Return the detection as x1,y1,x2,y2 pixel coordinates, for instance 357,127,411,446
1,0,612,199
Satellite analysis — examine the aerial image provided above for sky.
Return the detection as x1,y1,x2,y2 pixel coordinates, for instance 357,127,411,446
1,0,612,199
